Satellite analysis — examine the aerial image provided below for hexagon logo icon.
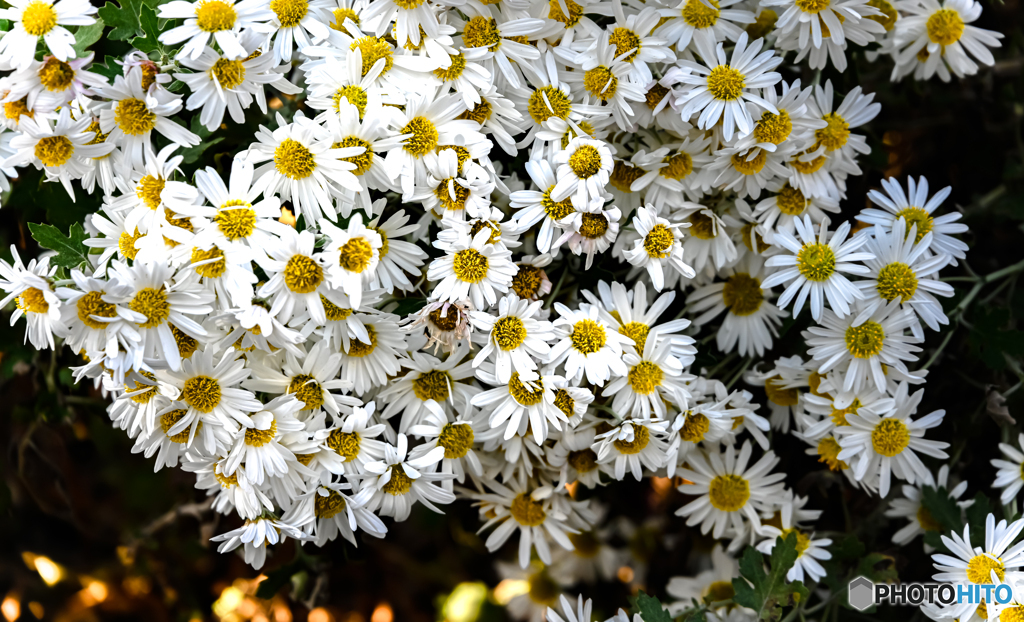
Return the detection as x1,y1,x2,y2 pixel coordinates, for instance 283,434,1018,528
848,577,874,612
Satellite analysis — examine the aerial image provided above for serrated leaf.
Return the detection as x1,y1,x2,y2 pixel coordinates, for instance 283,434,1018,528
921,485,965,533
72,19,105,56
132,4,161,52
732,533,809,622
28,223,89,270
681,608,708,622
633,592,673,622
97,0,142,40
91,54,123,84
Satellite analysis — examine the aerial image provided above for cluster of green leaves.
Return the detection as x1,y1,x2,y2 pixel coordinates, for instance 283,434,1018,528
920,486,1000,551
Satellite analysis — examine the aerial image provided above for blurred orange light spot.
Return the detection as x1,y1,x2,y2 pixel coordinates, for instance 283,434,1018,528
2,594,20,622
617,566,635,583
269,98,284,110
28,602,43,619
308,607,332,622
564,481,578,498
371,603,393,622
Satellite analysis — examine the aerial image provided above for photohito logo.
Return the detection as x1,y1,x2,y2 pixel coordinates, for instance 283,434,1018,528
848,577,1014,611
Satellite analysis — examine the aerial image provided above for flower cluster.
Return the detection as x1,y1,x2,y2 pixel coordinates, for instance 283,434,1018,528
0,0,1002,615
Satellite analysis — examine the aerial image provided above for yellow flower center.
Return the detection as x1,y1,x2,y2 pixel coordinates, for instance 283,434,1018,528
569,145,602,179
209,58,246,89
270,0,308,26
37,57,74,91
338,236,374,272
876,262,918,303
492,315,526,351
512,265,544,299
33,135,74,167
618,321,649,353
21,0,57,36
195,0,237,31
754,109,792,145
452,248,489,283
688,211,717,239
815,112,850,152
314,489,347,518
327,429,361,459
274,138,316,179
740,222,771,253
568,448,598,473
191,246,227,278
645,83,670,110
330,6,359,31
288,374,324,410
895,207,934,243
130,287,170,328
438,423,474,459
628,361,663,395
731,150,767,175
115,98,156,136
182,375,222,413
680,412,710,442
703,581,735,604
575,213,607,240
463,15,502,48
708,474,750,511
282,254,323,293
350,36,394,77
707,65,745,101
926,8,964,46
643,223,675,258
570,319,606,354
3,98,32,121
412,369,452,402
746,9,778,38
775,183,808,216
433,178,470,212
966,554,1005,584
214,204,256,240
817,436,848,470
845,321,885,359
509,372,544,406
528,86,572,124
583,65,617,101
245,420,278,447
790,152,827,174
794,0,829,14
796,243,836,282
1000,606,1024,622
458,99,492,124
346,325,377,357
76,291,117,329
401,116,438,157
548,0,583,26
332,84,368,118
17,287,49,314
135,174,165,210
613,425,650,454
553,389,575,418
382,465,413,495
722,272,764,316
172,324,199,358
510,492,546,526
609,27,641,62
830,398,861,426
161,409,196,444
765,376,800,406
871,418,910,457
660,152,693,181
434,52,467,81
683,0,720,27
867,0,898,30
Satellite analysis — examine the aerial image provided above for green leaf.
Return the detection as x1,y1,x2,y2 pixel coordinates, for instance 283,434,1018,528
633,592,673,622
92,55,123,84
921,485,965,533
28,223,89,270
855,553,898,584
179,137,225,165
680,608,708,622
732,533,810,622
966,492,995,548
132,4,161,52
97,0,142,40
72,19,105,56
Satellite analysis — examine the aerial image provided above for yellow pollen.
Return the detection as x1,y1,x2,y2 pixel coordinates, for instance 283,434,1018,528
871,418,910,457
115,98,156,136
314,489,347,518
817,436,848,470
571,319,606,354
330,136,373,176
3,97,32,121
191,246,227,278
327,429,361,459
830,398,861,426
796,243,836,281
965,554,1005,584
412,369,452,402
37,57,74,91
322,295,352,322
926,8,964,46
680,412,710,442
628,361,663,395
382,465,413,495
209,58,246,89
661,152,693,181
682,0,720,28
731,150,767,175
338,236,374,273
288,374,324,410
434,53,467,81
866,0,898,30
463,16,501,48
21,0,57,36
160,409,196,444
643,224,675,258
452,248,489,283
1000,606,1024,622
876,262,918,303
584,66,617,100
283,254,323,293
270,0,308,26
195,0,237,31
815,112,850,152
401,116,439,157
775,184,808,216
707,474,750,511
895,207,934,243
746,9,778,38
722,272,764,316
125,371,158,404
553,389,575,418
528,86,572,124
613,425,650,454
645,83,670,110
214,465,238,487
182,375,222,413
274,138,316,179
17,287,49,314
34,135,74,167
609,27,641,62
245,419,278,447
438,423,474,459
330,6,359,31
214,205,256,240
790,152,827,174
542,185,575,221
569,145,603,178
135,175,165,210
707,65,745,100
512,265,544,300
568,448,598,473
346,325,377,357
548,0,583,26
741,222,771,253
76,290,117,329
578,213,609,239
688,211,718,239
794,0,829,14
458,98,492,124
332,85,369,119
492,315,527,351
845,320,885,359
619,321,650,353
433,178,470,213
351,36,394,77
508,372,544,406
765,376,799,406
754,109,792,145
609,160,643,193
130,287,170,328
172,324,199,358
510,492,546,526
